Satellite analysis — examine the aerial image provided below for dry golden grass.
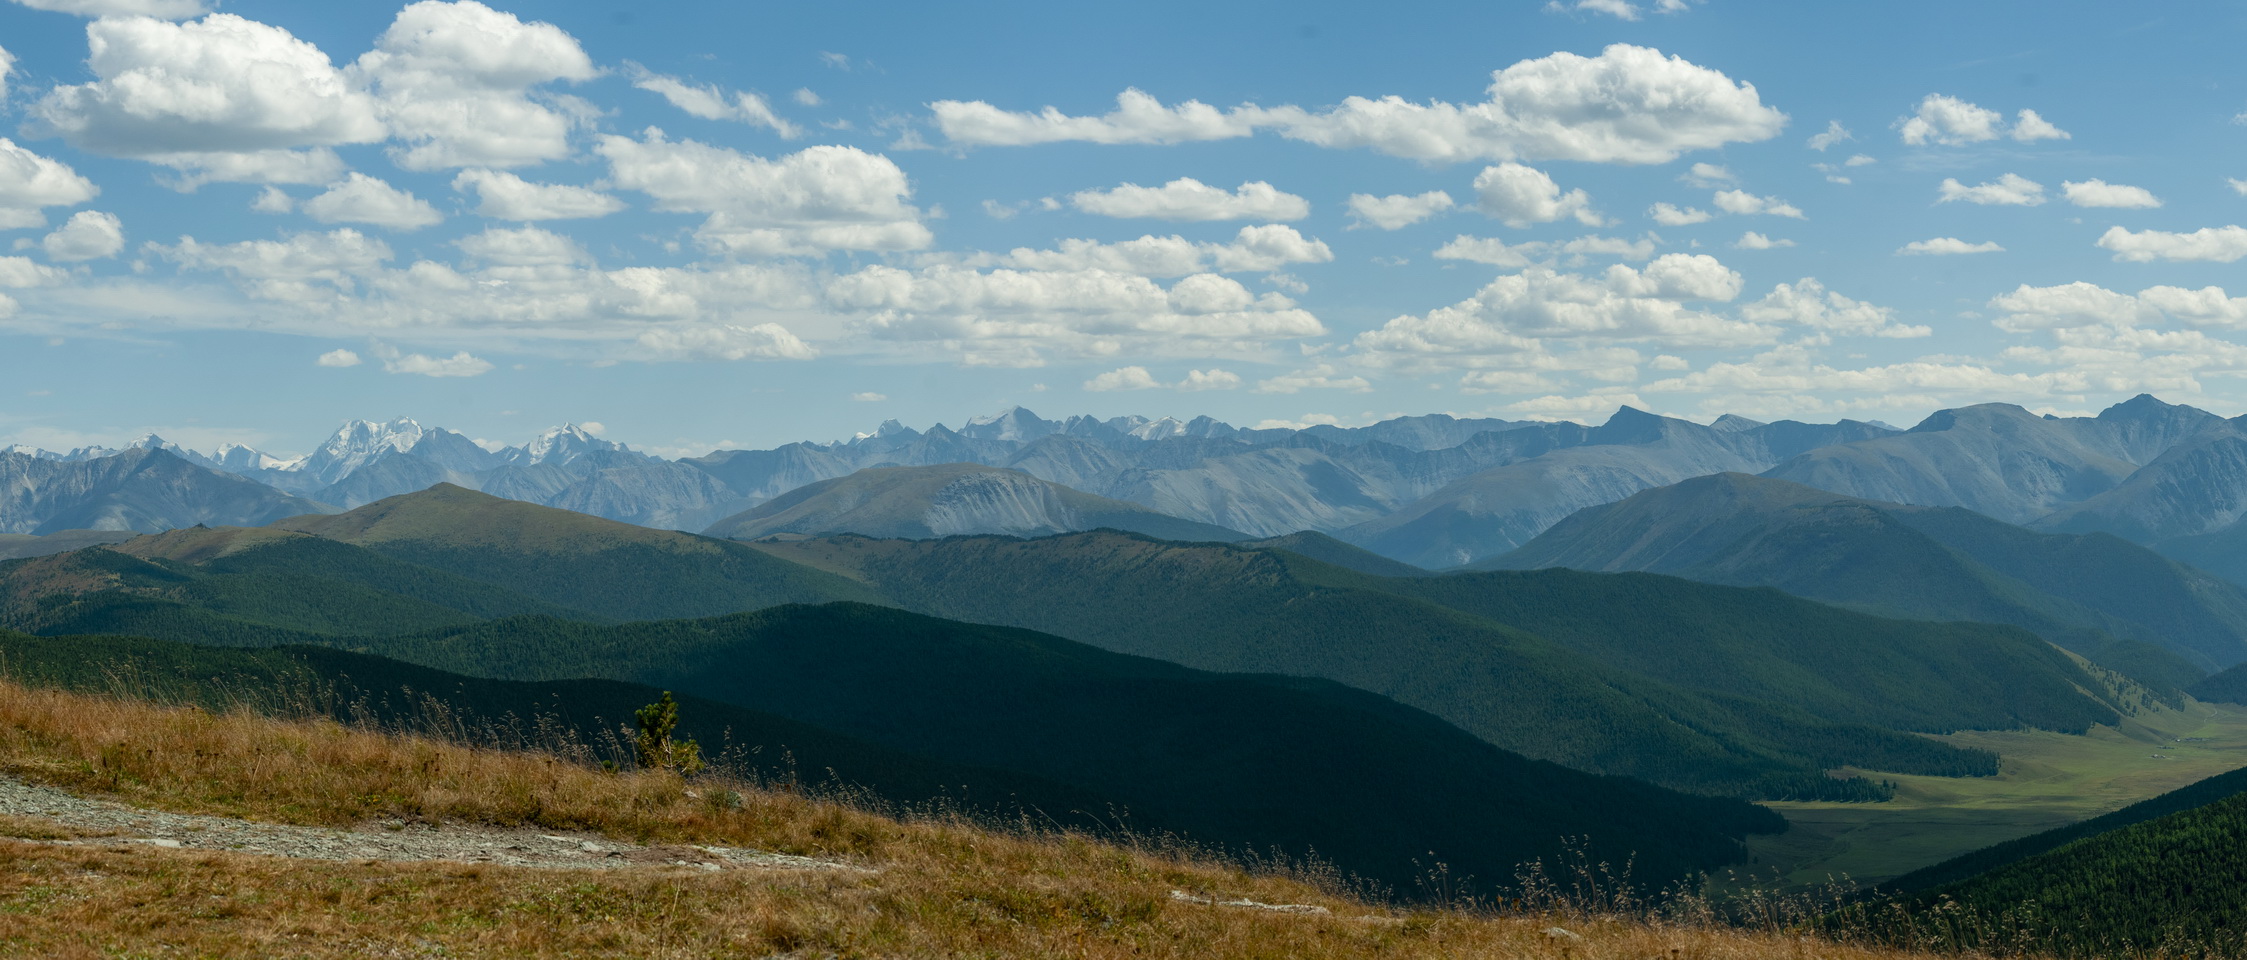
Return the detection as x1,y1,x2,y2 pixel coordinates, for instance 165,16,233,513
0,679,1989,959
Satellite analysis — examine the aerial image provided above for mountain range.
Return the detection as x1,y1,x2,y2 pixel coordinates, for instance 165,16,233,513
17,394,2247,583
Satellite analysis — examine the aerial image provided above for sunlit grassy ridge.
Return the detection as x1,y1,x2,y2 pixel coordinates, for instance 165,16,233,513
0,677,1994,959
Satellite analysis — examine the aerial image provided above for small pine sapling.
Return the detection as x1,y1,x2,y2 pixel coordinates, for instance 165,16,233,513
632,691,704,776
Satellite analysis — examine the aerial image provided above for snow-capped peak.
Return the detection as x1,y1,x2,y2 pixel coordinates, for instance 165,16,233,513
960,406,1058,443
505,422,631,466
295,417,431,484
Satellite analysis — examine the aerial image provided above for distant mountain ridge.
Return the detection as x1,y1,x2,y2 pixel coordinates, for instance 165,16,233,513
704,463,1248,543
25,396,2247,578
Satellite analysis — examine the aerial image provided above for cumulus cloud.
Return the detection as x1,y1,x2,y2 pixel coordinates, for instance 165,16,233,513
598,130,930,255
302,173,443,230
1710,189,1804,218
1807,120,1852,151
316,348,362,367
1897,95,2067,146
27,15,383,160
1346,191,1454,230
932,45,1785,165
1938,173,2045,206
1255,363,1371,393
1082,366,1239,391
383,350,494,377
39,210,123,261
8,0,206,16
0,255,68,288
1545,0,1688,20
1473,163,1600,227
1679,162,1736,188
151,148,348,191
0,138,98,229
1742,278,1927,338
2096,225,2247,263
851,391,885,401
1988,282,2247,334
454,225,584,266
451,168,625,220
1734,231,1793,250
831,264,1324,363
350,0,598,170
636,322,817,361
1648,202,1712,226
2062,179,2162,209
1898,237,2004,255
0,44,12,102
1068,178,1309,222
969,224,1332,277
1353,254,1765,369
1433,233,1655,267
159,228,393,301
625,62,800,138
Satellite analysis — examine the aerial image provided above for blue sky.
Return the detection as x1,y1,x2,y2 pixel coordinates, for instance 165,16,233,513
1,0,2243,457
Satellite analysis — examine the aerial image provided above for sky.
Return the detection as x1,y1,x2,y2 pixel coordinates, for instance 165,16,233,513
0,0,2244,457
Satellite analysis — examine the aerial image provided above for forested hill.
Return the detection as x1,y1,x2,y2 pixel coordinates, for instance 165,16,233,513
339,601,1783,890
748,531,2141,798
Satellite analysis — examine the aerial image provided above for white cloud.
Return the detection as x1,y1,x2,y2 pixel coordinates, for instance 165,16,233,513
2010,109,2070,142
451,168,625,221
1255,363,1371,393
2096,225,2247,263
1679,162,1736,188
316,348,362,367
794,89,821,107
1178,368,1241,390
1711,189,1804,218
350,0,598,170
1083,366,1162,391
251,186,294,214
1846,154,1876,167
971,224,1332,277
159,228,393,301
1068,178,1309,222
832,264,1324,363
1433,233,1655,267
1807,120,1853,151
149,148,347,191
1346,191,1454,230
932,45,1786,165
1734,231,1793,250
8,0,206,16
1986,282,2247,335
851,391,885,401
2061,179,2162,209
625,63,800,138
40,210,123,261
0,138,98,229
1549,0,1654,19
1353,254,1764,369
1937,173,2045,206
454,225,584,266
27,15,383,158
1648,202,1712,226
384,350,494,377
1742,278,1927,338
635,322,816,361
2231,178,2247,196
0,256,67,288
1474,163,1600,227
598,130,930,255
0,44,12,102
1898,237,2004,255
302,173,443,231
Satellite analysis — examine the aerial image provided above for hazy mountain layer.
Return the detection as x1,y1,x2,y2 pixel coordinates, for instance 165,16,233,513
705,463,1246,542
1487,472,2247,675
0,449,335,536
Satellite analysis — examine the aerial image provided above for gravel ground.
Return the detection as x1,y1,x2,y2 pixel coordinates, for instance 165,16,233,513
0,773,860,873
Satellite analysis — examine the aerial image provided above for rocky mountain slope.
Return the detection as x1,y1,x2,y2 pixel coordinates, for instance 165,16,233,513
704,463,1247,542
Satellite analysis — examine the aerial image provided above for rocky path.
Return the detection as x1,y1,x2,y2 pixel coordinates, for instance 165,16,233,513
0,773,858,873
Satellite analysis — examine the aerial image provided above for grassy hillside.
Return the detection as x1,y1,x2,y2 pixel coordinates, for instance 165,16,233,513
746,532,2125,798
1894,781,2247,955
1886,763,2247,894
0,677,1982,959
337,602,1784,889
0,629,1116,818
272,484,884,620
1485,473,2246,683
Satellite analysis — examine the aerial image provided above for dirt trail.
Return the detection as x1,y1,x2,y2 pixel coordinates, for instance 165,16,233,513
0,773,859,873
